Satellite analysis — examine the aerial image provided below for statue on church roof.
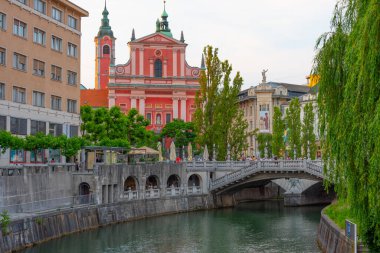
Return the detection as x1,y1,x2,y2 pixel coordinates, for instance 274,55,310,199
262,69,268,84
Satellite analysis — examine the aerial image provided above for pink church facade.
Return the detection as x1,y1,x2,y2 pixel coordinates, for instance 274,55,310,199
87,3,203,133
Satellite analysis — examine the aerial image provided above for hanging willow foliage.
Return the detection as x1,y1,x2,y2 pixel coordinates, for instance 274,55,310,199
313,0,380,249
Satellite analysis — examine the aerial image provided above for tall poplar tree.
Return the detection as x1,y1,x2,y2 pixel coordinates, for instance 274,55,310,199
272,107,285,158
285,98,301,158
313,0,380,249
194,45,248,160
301,103,317,159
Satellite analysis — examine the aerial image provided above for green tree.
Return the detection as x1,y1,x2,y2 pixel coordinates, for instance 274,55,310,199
285,98,301,158
256,133,272,158
313,0,380,249
160,119,196,148
80,105,94,137
272,107,285,158
301,103,317,159
125,108,151,147
194,45,249,160
0,131,24,153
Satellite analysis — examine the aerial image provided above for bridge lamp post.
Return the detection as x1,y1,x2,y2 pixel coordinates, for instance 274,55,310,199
293,145,297,160
307,141,311,160
264,141,268,159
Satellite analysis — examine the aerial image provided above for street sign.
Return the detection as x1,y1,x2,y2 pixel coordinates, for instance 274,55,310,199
345,220,357,253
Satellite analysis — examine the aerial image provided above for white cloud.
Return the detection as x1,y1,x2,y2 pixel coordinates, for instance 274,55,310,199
73,0,336,89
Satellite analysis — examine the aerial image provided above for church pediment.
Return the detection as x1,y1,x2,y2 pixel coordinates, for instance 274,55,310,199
130,33,185,45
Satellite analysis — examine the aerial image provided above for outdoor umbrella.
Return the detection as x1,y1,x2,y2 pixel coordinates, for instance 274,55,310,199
187,143,193,162
203,145,209,161
170,141,176,161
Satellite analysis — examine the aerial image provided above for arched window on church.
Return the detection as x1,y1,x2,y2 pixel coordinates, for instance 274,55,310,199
103,45,110,55
154,59,162,78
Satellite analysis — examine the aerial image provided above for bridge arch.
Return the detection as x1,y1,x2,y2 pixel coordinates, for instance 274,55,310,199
146,175,160,189
167,174,181,188
124,176,138,191
79,182,90,196
188,174,202,187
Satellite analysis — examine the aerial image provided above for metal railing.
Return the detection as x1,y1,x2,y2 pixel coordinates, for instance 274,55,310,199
0,193,96,213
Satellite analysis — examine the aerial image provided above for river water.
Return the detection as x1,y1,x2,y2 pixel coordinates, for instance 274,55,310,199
22,201,323,253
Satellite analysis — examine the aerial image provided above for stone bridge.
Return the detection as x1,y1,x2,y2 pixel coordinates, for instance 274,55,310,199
186,160,324,193
0,159,326,214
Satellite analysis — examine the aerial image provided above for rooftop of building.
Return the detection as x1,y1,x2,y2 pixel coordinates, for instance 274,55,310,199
80,89,108,108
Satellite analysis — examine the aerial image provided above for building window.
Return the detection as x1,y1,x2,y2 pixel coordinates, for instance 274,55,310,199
70,125,78,137
154,59,162,77
67,70,77,85
103,45,110,55
51,7,62,22
32,91,45,107
10,149,25,163
12,86,26,104
51,65,62,81
0,83,4,100
156,113,162,125
146,113,152,123
33,28,45,45
0,12,6,30
67,43,77,57
51,36,62,51
31,120,46,135
68,16,77,29
13,19,27,38
13,53,27,71
67,99,77,113
166,113,171,124
10,117,27,135
0,115,6,130
33,59,45,76
17,0,27,4
0,47,5,65
51,95,61,110
30,149,44,163
49,123,62,136
34,0,46,14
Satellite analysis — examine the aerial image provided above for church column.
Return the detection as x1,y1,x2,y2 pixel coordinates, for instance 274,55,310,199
163,59,168,78
180,98,187,121
149,59,154,77
131,96,137,109
109,90,116,107
139,97,145,116
173,50,177,77
139,48,144,76
172,98,179,119
131,48,136,76
180,49,185,77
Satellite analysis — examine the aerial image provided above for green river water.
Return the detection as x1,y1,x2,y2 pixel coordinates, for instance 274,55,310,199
22,201,323,253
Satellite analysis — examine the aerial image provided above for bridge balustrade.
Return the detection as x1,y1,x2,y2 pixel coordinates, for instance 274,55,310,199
145,188,160,199
166,187,181,196
123,190,138,201
210,160,324,191
187,186,202,195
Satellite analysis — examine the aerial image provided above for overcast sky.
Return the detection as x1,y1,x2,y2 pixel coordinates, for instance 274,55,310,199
72,0,336,89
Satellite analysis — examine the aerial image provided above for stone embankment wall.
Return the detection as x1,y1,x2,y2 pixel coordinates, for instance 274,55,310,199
0,165,74,213
317,212,368,253
0,195,214,253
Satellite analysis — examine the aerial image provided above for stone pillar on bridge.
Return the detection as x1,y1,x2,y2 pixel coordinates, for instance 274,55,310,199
140,175,146,200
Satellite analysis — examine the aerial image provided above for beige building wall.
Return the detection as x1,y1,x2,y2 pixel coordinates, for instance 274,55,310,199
239,84,293,157
0,0,88,165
